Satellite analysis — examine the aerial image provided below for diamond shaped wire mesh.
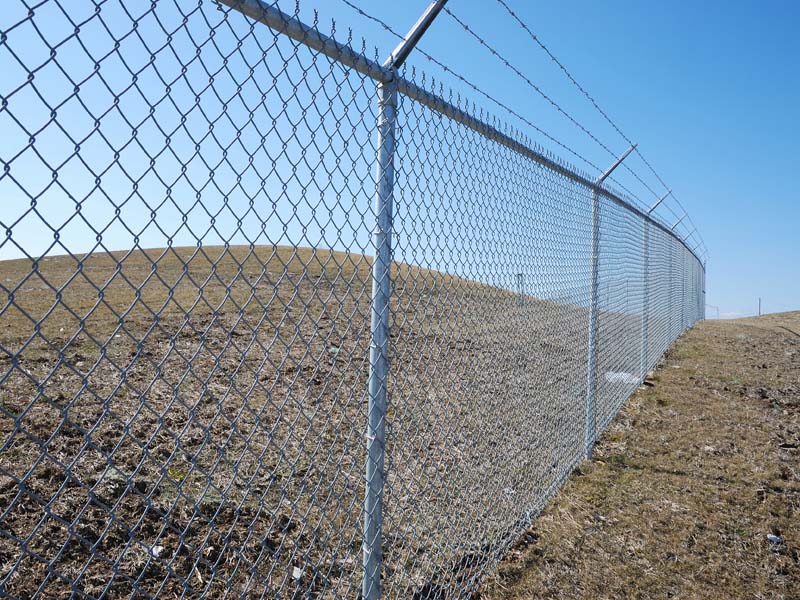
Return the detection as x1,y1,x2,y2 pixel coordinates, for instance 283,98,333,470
382,88,595,597
1,1,380,597
0,1,705,598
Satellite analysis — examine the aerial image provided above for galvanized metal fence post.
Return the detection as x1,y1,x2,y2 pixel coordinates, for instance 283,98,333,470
703,263,707,320
363,4,447,596
640,190,668,377
585,189,602,458
681,257,686,330
585,144,635,458
363,74,398,600
640,216,649,380
669,235,676,337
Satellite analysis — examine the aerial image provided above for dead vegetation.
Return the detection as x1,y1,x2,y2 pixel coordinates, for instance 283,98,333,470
481,312,800,600
3,245,644,598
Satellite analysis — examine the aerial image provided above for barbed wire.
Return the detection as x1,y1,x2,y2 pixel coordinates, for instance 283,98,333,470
336,0,606,174
441,4,667,208
333,0,656,208
491,0,707,258
440,5,674,214
442,6,624,163
493,0,633,147
667,194,708,258
444,7,617,168
337,0,706,259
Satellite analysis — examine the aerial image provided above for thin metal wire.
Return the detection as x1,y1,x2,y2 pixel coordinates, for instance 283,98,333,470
494,0,634,146
337,0,605,175
341,0,706,262
0,1,706,598
491,0,708,258
442,6,621,161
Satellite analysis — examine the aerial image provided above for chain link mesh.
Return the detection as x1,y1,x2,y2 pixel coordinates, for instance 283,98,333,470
0,1,705,598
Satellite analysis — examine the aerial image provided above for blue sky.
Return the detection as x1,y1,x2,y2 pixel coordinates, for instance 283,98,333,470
1,0,796,317
289,0,798,317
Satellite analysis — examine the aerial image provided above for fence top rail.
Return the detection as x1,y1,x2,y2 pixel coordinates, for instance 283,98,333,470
217,0,705,269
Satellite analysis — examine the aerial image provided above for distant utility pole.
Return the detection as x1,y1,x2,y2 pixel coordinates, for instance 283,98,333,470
758,297,762,316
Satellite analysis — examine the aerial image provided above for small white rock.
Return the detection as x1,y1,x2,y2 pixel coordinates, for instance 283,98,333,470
292,566,303,580
151,545,165,558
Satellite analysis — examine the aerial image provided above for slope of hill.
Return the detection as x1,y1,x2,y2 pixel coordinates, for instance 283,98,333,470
2,245,616,598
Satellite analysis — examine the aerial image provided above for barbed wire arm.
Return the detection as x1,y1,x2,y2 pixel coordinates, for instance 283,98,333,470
384,0,448,68
648,190,672,214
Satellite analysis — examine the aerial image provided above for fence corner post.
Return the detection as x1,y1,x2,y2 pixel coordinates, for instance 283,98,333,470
363,73,398,600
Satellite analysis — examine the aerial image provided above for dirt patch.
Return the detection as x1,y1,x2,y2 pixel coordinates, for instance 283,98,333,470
481,312,800,600
3,245,643,598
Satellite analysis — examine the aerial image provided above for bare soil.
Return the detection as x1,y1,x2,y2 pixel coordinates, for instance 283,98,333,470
3,245,639,599
481,312,800,600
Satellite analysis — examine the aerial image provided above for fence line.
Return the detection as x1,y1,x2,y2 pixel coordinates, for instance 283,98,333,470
218,0,703,267
0,1,705,598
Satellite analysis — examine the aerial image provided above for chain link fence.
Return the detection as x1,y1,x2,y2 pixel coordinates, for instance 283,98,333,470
0,1,705,598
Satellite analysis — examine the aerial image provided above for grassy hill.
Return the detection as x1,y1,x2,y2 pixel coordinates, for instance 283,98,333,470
1,245,617,598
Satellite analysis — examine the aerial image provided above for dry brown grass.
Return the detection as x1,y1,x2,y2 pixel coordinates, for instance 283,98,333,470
0,246,378,598
1,245,611,598
480,312,800,600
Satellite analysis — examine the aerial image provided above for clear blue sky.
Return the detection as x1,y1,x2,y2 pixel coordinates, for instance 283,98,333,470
291,0,799,317
2,1,797,317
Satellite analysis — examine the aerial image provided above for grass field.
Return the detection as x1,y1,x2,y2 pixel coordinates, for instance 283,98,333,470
2,245,647,598
481,311,800,599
